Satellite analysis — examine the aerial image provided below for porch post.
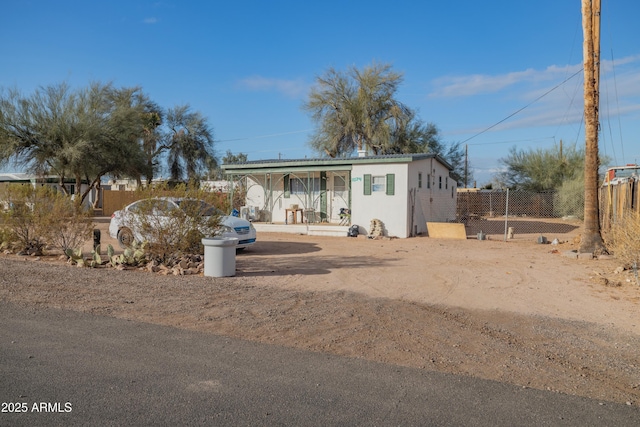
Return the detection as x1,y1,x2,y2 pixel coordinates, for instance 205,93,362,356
320,171,327,222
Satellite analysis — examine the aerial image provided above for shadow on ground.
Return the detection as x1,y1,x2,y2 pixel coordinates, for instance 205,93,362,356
237,254,398,276
465,219,580,236
240,241,323,256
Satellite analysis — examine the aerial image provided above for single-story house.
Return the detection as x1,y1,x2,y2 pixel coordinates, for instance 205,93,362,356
221,153,457,238
0,172,88,195
0,173,97,206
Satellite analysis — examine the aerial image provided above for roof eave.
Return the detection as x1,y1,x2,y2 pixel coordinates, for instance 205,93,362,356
221,153,453,174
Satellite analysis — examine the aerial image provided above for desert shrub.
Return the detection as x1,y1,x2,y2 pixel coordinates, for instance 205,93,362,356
607,211,640,277
0,226,17,251
43,191,94,254
0,183,94,255
553,176,584,219
122,184,222,262
230,185,246,212
0,184,51,254
213,189,233,213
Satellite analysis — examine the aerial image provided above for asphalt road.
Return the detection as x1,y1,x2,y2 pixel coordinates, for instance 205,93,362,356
1,302,637,426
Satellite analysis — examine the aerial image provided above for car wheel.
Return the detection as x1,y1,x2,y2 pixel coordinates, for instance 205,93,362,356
117,228,134,249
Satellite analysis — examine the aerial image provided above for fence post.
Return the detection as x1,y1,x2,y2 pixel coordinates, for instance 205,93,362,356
503,188,510,241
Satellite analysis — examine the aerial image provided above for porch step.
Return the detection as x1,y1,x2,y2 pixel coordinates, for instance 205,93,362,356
252,223,349,237
308,225,349,237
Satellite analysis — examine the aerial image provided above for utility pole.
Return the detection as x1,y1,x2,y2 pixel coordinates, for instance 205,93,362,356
580,0,605,254
464,144,468,188
559,139,563,162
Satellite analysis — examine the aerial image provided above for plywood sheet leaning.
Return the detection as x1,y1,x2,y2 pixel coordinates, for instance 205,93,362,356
426,222,468,239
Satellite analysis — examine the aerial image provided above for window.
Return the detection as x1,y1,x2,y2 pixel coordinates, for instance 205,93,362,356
291,177,320,194
284,174,320,197
363,173,395,196
418,172,422,189
445,177,448,189
333,175,347,199
439,176,442,189
427,174,431,189
291,178,306,194
128,199,175,215
372,176,385,192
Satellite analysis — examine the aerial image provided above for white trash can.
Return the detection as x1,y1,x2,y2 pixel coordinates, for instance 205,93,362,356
201,237,239,277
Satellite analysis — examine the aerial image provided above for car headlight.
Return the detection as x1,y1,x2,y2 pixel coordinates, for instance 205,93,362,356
250,222,256,231
219,225,234,234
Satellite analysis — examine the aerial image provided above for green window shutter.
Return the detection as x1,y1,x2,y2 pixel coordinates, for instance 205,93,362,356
363,174,372,195
386,174,395,195
284,174,290,198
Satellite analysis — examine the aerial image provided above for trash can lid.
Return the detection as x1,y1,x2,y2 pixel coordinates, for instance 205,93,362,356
201,237,239,247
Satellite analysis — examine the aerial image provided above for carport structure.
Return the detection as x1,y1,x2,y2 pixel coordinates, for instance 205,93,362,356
221,158,352,225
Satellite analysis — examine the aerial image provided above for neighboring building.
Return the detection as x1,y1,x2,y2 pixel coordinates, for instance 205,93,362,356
200,180,237,193
105,178,237,193
222,153,457,238
0,173,95,206
106,178,139,192
601,164,639,187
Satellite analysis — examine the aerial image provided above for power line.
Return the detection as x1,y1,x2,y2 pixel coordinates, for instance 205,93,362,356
459,68,584,145
467,137,555,147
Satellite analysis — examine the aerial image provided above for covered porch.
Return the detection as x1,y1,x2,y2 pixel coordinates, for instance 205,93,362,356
222,159,353,227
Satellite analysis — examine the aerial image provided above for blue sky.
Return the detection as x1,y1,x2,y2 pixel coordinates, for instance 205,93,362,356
2,0,639,185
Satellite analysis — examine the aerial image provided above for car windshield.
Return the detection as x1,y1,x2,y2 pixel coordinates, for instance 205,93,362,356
173,199,222,216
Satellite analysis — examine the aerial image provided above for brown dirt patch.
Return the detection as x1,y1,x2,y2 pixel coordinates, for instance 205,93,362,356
1,219,639,405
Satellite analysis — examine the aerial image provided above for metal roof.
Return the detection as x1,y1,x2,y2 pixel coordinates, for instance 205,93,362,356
221,153,453,174
0,173,82,184
0,173,32,181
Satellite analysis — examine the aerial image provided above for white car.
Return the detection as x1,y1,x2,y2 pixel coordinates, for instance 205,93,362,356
109,197,257,251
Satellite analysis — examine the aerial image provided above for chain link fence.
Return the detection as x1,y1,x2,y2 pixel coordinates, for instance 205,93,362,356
456,190,584,240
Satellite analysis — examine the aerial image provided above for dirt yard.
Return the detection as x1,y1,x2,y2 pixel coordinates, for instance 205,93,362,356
1,219,639,406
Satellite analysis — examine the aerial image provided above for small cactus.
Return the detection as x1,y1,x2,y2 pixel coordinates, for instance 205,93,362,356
123,247,146,265
64,247,85,267
106,244,121,267
108,241,147,267
91,245,102,266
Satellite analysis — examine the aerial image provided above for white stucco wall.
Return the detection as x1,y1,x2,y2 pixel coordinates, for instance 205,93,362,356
244,175,288,222
244,176,266,213
351,162,410,238
408,158,457,235
341,158,457,238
